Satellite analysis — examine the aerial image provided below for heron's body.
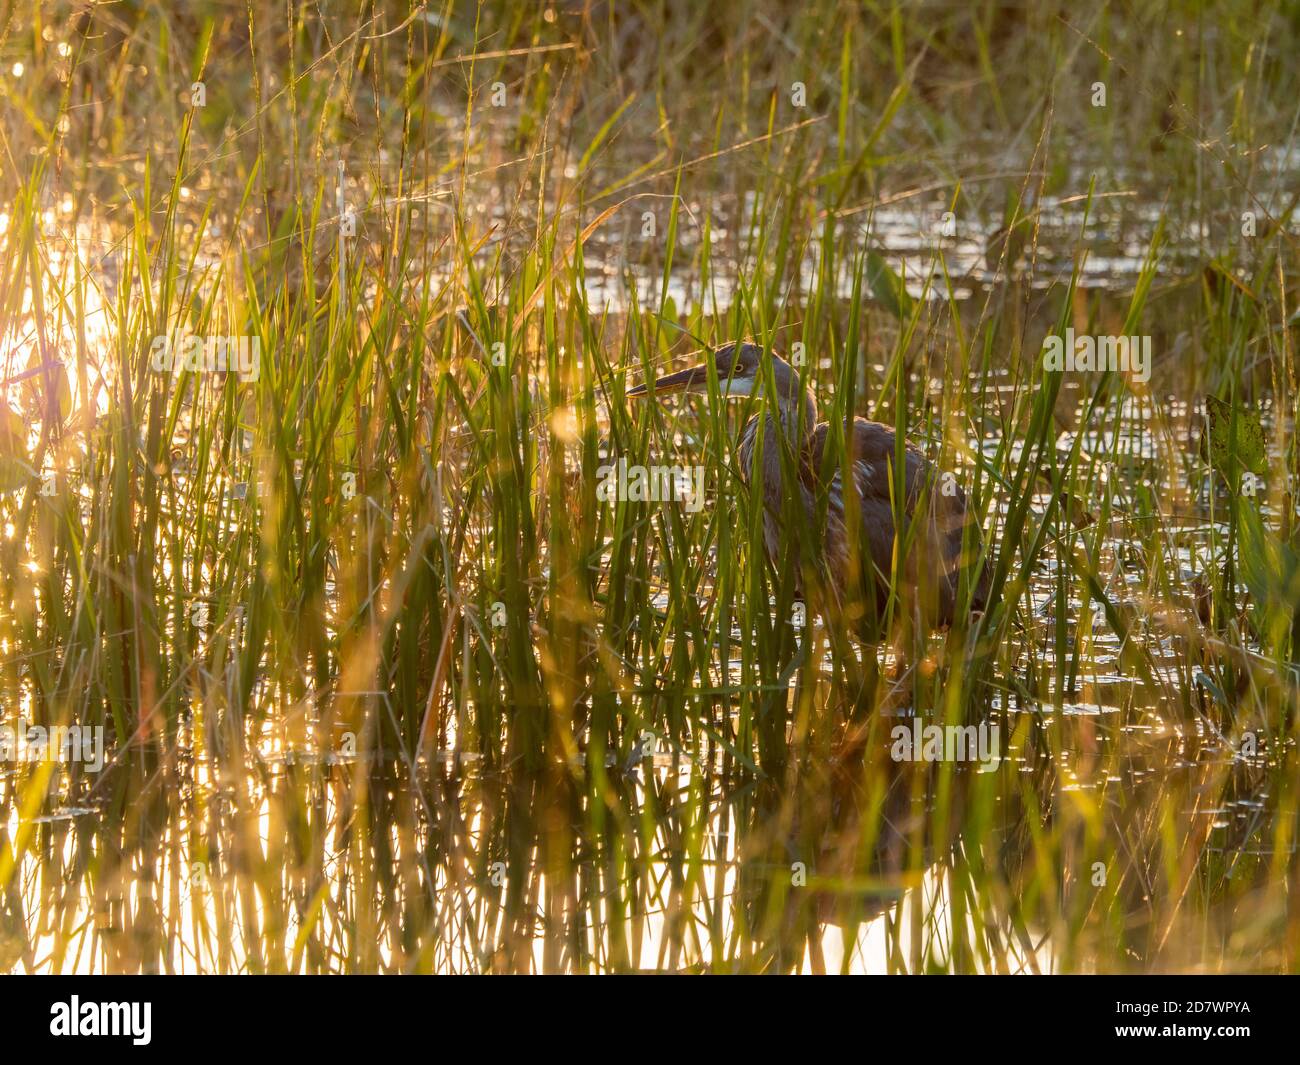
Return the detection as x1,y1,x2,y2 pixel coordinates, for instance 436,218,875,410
631,343,989,633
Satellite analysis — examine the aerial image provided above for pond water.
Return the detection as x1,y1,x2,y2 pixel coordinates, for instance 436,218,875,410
1,168,1295,973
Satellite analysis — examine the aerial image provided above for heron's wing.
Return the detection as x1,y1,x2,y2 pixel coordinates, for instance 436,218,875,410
810,419,988,623
809,419,930,497
806,421,900,619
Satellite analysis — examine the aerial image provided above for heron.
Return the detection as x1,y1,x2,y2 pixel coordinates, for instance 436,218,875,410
627,341,990,637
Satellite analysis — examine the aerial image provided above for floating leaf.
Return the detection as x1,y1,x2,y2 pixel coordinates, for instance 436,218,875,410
1204,394,1266,476
865,250,912,320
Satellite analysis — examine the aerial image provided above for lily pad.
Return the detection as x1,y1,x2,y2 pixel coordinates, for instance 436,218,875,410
1204,394,1266,476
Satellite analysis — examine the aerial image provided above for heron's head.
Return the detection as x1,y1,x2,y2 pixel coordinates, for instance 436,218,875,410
627,342,797,402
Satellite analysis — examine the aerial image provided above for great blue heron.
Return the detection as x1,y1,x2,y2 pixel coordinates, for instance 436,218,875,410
627,341,990,635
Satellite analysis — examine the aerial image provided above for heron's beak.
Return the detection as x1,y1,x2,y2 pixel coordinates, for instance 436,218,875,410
626,362,711,399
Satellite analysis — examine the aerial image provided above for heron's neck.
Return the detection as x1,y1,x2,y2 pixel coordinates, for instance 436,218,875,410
778,383,817,444
737,382,817,484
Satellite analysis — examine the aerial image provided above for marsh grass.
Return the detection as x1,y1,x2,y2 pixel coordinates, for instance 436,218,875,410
0,0,1298,972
